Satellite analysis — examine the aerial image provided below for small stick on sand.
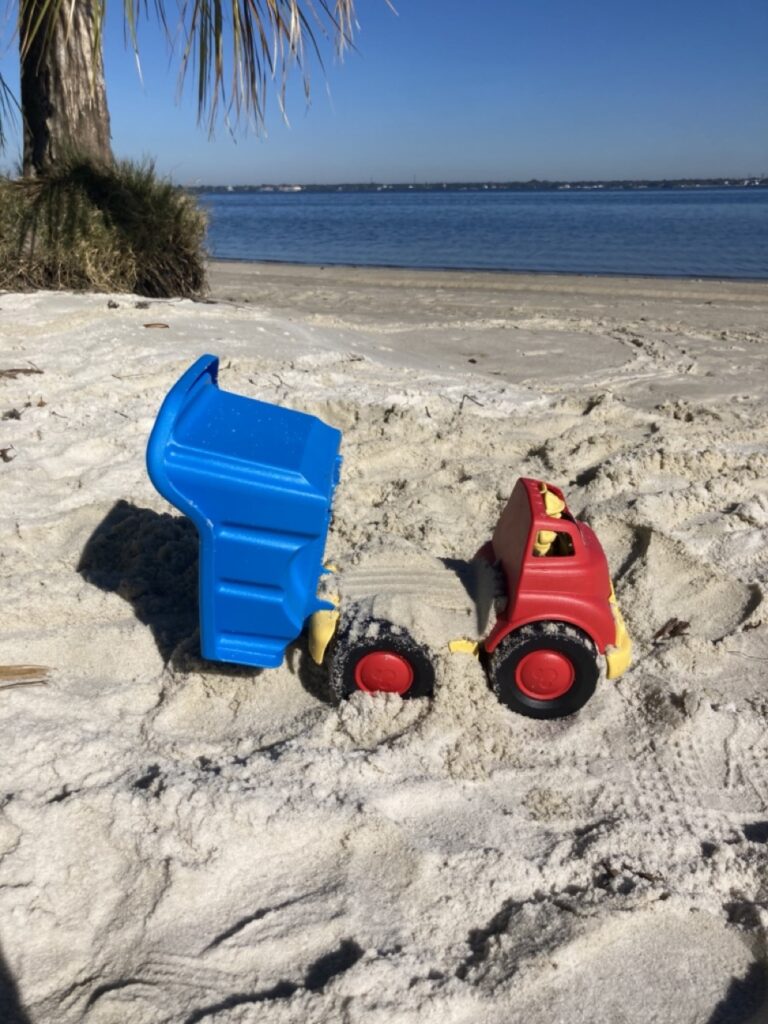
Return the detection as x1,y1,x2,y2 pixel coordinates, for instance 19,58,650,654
0,367,44,380
0,665,49,689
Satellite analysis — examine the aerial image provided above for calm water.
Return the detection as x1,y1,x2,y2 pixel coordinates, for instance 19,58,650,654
200,188,768,280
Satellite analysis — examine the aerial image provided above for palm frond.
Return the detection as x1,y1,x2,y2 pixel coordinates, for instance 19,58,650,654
0,70,20,151
171,0,357,133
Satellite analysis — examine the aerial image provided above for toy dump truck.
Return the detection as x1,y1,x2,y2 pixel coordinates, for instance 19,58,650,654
147,355,630,719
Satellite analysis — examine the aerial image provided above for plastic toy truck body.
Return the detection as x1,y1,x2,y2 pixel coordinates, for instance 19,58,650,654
147,355,341,668
147,356,630,718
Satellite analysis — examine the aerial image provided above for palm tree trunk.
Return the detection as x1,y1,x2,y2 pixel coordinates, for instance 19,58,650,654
20,0,112,176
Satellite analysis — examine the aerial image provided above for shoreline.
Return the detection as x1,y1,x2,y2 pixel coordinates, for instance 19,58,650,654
209,256,768,289
207,258,768,308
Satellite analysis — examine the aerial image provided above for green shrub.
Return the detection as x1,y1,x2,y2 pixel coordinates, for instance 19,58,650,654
0,159,207,297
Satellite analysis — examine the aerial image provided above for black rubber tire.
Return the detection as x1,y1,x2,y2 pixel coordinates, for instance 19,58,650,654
329,618,435,702
487,622,599,719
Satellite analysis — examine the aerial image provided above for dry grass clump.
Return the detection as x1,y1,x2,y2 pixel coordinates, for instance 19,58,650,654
0,159,207,297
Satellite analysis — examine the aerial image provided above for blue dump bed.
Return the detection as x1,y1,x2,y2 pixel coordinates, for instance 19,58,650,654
147,355,342,668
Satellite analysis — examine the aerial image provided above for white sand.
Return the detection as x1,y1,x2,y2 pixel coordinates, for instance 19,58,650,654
1,264,767,1023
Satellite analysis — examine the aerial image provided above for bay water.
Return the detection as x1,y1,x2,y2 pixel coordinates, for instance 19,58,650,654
200,187,768,280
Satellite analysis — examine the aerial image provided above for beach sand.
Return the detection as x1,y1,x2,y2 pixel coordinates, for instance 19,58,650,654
1,261,767,1022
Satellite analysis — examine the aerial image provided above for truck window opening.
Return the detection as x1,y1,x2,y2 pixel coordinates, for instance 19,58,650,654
533,530,575,557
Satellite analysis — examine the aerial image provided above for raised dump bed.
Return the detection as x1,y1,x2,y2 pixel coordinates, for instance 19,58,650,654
146,354,342,668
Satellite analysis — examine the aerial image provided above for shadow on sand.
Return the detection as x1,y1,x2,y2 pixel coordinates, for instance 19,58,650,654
77,500,200,663
706,959,768,1024
0,945,31,1024
76,500,330,701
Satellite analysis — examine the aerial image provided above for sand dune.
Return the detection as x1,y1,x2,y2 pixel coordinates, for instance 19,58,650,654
1,265,767,1023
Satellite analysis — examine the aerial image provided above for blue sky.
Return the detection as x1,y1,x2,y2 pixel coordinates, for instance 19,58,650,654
1,0,767,184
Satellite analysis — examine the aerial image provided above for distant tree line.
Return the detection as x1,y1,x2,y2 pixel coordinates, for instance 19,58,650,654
189,178,768,194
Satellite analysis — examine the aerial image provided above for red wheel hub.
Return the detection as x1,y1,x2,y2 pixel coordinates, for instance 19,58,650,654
354,651,414,695
515,649,575,700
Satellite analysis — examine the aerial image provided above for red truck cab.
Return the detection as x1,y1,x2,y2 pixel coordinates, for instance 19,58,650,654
480,478,631,717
